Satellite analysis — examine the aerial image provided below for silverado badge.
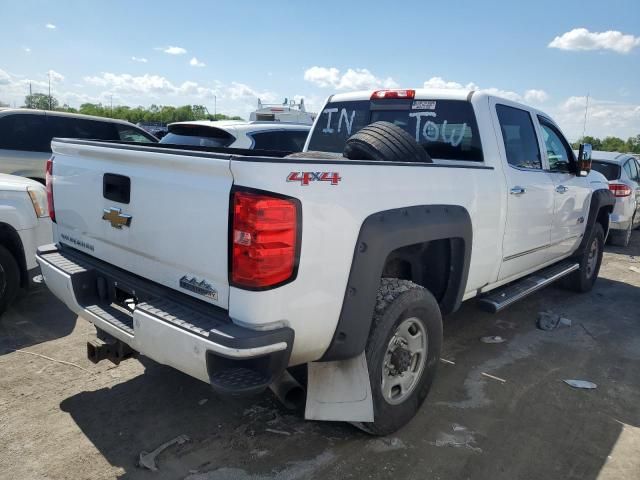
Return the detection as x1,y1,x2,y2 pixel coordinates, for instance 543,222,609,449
102,207,132,229
179,275,218,301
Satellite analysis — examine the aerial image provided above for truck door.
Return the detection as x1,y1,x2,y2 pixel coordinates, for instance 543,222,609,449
536,116,591,259
492,101,556,281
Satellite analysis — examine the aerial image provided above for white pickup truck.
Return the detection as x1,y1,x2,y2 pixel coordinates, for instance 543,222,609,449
37,88,614,435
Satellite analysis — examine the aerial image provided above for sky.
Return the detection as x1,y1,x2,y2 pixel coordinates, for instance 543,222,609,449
0,0,639,141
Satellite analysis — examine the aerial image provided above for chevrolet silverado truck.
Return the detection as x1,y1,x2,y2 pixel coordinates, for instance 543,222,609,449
37,88,614,435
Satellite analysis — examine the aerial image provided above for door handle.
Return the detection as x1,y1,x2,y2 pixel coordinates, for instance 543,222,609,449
510,186,526,195
556,185,568,194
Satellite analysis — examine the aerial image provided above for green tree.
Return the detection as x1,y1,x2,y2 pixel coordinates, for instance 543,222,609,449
0,100,9,108
25,93,58,110
600,136,626,152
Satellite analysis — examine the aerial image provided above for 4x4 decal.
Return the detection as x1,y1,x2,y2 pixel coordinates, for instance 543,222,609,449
287,171,342,186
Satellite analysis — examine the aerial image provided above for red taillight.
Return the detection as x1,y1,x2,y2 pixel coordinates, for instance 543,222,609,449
45,157,55,222
371,89,416,100
231,190,299,289
609,183,631,197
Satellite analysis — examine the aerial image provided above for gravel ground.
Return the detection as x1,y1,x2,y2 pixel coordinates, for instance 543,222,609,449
1,232,639,480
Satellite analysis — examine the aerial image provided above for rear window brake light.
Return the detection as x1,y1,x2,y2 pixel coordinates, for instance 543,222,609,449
371,89,416,100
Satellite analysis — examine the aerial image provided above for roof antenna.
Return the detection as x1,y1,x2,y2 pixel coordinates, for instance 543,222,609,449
581,93,590,140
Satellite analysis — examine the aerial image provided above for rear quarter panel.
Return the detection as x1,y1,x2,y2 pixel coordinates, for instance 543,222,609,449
230,153,504,365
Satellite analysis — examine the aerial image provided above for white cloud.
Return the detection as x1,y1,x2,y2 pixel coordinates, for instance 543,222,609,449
160,46,187,55
422,76,529,102
189,57,206,68
0,69,10,86
47,70,64,83
304,66,397,90
548,28,640,54
524,89,550,103
550,96,640,141
131,56,148,63
45,23,56,29
23,47,31,53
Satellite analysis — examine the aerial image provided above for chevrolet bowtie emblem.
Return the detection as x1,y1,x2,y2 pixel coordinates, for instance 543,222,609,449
102,207,132,229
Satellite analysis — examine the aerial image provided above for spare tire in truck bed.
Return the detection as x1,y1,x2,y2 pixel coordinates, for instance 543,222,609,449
343,121,432,163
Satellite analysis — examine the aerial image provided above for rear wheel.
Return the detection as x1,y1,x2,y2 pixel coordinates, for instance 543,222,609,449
0,245,20,315
561,223,604,292
356,278,442,436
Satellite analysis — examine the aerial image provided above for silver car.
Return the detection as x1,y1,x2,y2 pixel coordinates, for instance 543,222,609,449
0,109,157,183
589,151,640,247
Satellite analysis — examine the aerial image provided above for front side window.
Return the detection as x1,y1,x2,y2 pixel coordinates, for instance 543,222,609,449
0,114,50,152
307,99,483,161
250,130,308,152
495,104,541,169
539,120,574,173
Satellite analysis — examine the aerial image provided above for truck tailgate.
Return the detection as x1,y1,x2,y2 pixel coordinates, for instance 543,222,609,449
51,140,233,309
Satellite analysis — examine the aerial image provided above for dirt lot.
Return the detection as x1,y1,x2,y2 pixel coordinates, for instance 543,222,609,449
1,234,639,480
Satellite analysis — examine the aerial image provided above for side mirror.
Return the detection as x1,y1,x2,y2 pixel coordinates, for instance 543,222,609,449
577,143,592,176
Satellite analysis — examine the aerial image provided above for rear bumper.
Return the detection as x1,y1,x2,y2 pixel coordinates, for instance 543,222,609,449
36,244,293,394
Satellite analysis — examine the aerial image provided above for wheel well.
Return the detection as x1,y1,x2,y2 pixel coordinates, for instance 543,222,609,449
0,223,27,288
381,238,462,314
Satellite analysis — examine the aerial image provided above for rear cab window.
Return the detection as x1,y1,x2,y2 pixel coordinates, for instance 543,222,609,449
160,124,235,148
249,130,308,152
307,98,483,162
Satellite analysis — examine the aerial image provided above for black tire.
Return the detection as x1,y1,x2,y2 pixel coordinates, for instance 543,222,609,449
356,278,442,436
0,245,20,315
343,121,432,163
561,223,605,292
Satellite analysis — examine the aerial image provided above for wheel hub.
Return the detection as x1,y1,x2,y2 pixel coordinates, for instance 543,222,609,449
388,342,412,375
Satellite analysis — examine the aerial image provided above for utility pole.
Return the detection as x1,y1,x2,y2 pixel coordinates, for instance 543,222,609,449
581,93,590,141
29,82,32,109
110,94,113,115
214,95,217,118
48,71,52,110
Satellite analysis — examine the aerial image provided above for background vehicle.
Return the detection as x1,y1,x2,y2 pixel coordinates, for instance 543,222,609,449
37,88,613,435
0,174,51,314
160,120,310,152
0,109,157,183
588,151,640,246
249,98,316,125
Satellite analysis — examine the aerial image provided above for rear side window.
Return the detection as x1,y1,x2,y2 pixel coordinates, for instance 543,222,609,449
307,99,483,161
160,125,234,148
250,130,308,152
0,114,51,152
590,161,620,181
49,116,119,141
495,104,541,170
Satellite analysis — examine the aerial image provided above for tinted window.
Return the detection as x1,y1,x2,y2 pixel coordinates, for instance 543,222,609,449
160,125,234,148
49,116,119,141
0,114,51,152
590,161,620,181
629,159,639,182
495,104,541,169
307,99,483,161
250,130,308,152
539,122,573,173
116,125,155,143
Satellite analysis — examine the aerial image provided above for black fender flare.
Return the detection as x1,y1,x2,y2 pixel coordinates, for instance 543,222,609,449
321,205,472,361
575,188,615,254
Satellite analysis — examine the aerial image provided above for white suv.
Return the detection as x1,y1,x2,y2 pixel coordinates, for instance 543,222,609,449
0,109,157,183
160,120,310,152
0,174,51,313
589,151,640,246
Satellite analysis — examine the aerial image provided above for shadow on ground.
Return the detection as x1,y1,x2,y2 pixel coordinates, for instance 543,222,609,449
0,285,77,355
